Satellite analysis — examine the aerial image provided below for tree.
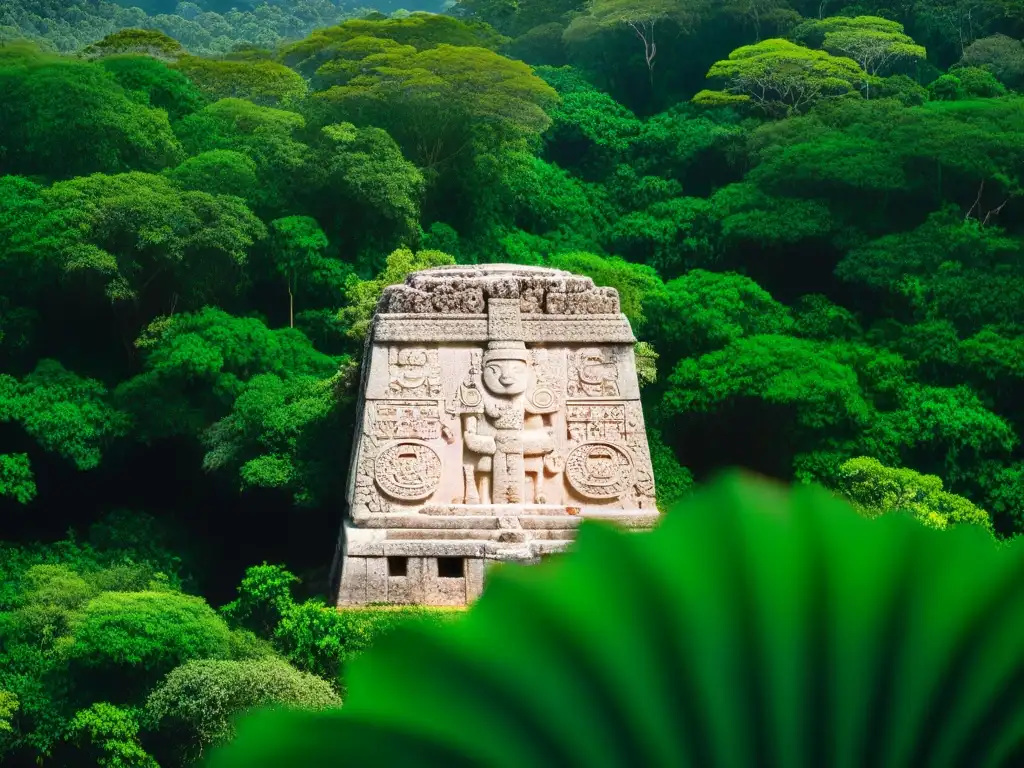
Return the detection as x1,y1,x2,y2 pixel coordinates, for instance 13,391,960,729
475,151,606,249
795,16,927,98
173,98,312,213
662,334,1016,485
114,307,339,444
81,28,185,61
220,564,298,638
836,208,1024,334
312,44,558,174
0,56,183,179
709,182,833,247
0,691,16,735
146,658,339,761
268,217,331,329
834,456,993,531
0,360,130,471
30,172,265,327
66,703,158,768
0,453,35,504
279,13,506,77
66,591,233,681
952,65,1008,96
646,427,693,510
338,248,457,342
693,38,866,116
720,0,801,42
646,269,793,360
535,65,643,178
164,150,261,202
961,33,1024,88
173,55,308,107
606,195,717,276
97,54,206,120
569,0,707,89
305,123,425,259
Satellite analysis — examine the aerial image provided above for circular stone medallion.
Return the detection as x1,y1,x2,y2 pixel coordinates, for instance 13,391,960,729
565,442,633,500
374,442,442,501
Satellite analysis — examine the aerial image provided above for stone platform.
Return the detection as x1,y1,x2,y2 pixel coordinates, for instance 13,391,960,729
332,264,661,607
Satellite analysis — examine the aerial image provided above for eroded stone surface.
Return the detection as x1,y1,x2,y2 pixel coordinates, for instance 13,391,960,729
333,265,660,607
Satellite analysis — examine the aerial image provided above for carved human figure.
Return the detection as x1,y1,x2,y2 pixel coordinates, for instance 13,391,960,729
462,345,556,504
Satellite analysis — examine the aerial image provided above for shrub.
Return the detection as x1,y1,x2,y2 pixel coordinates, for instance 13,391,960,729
274,601,463,684
66,591,232,677
66,703,157,768
146,658,340,760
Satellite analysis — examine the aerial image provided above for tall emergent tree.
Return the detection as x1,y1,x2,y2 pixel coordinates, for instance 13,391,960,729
795,16,927,98
693,38,865,116
567,0,707,89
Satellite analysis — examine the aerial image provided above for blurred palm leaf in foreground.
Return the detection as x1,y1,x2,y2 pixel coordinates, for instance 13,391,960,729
209,471,1024,767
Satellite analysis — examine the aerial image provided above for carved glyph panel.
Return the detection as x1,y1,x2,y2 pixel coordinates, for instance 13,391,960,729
387,347,442,398
565,442,634,500
374,442,443,501
568,347,621,397
372,401,442,441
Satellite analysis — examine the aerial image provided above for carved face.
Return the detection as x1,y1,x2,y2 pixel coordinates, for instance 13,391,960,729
482,358,528,395
395,348,428,387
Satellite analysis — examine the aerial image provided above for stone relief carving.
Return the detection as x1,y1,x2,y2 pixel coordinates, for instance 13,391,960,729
460,343,561,505
351,434,390,516
373,401,442,441
387,347,441,398
566,403,627,443
568,347,621,397
374,442,443,501
378,265,622,318
355,270,657,514
565,442,634,500
338,265,661,608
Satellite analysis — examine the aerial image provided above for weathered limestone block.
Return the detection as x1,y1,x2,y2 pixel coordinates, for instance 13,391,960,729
333,264,661,607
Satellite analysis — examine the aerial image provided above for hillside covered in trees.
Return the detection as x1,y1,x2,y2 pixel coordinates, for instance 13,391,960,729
3,0,1024,764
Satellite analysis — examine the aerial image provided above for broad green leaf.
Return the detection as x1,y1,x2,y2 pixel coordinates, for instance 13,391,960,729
209,472,1024,766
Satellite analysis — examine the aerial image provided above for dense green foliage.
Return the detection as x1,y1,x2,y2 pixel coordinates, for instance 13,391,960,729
3,0,1024,763
212,472,1024,766
0,535,452,764
2,1,372,55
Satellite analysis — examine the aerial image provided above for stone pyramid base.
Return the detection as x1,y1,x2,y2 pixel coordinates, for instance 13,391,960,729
336,505,660,607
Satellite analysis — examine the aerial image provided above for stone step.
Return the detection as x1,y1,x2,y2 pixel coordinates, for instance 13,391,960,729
420,504,579,517
364,515,500,530
582,513,662,529
382,527,577,542
519,516,583,530
528,529,578,540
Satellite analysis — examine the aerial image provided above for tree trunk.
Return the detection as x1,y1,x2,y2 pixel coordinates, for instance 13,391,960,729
288,279,294,328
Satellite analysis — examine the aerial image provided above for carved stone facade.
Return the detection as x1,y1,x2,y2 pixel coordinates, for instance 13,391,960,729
332,264,660,607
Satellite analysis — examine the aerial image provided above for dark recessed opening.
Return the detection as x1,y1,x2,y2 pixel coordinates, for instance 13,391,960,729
437,556,464,578
387,556,408,577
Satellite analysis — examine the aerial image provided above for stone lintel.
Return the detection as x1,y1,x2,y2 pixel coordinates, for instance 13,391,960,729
372,314,636,343
383,541,490,557
386,529,509,541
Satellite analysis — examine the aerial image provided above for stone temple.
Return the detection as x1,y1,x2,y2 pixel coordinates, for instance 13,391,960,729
331,264,660,607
